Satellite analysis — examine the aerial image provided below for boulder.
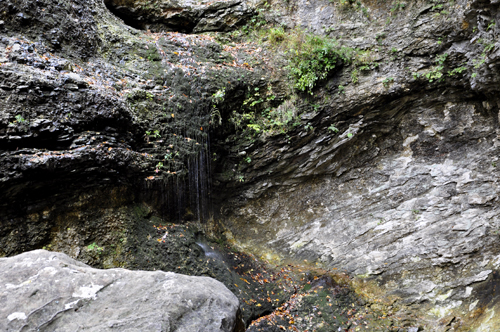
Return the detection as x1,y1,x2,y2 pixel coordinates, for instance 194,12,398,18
0,250,241,332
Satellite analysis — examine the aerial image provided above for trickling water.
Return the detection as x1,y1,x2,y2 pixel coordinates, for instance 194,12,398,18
196,241,223,261
156,121,213,223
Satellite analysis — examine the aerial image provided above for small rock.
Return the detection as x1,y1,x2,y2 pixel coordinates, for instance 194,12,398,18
11,44,21,52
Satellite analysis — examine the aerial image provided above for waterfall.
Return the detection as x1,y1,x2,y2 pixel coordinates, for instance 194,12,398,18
156,121,213,223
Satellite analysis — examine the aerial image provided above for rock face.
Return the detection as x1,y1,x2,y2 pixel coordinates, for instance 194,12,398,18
213,0,500,330
3,0,500,330
0,250,241,332
104,0,255,32
0,0,268,255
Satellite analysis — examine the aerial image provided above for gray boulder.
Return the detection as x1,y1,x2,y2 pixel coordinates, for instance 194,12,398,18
0,250,241,332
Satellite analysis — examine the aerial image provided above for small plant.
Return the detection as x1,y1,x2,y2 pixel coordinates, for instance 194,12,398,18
87,242,104,255
304,123,314,131
284,32,355,93
10,114,28,127
237,175,245,182
247,123,262,133
338,85,345,94
375,33,386,45
390,1,406,13
447,66,467,76
424,53,448,82
487,20,496,31
328,125,339,133
145,130,161,141
484,43,495,53
268,26,286,44
382,77,394,87
212,87,226,102
472,54,486,69
430,3,443,11
351,69,359,83
245,156,252,163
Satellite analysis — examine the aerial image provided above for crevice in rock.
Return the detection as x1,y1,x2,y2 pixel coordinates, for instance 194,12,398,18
103,2,197,33
0,133,73,151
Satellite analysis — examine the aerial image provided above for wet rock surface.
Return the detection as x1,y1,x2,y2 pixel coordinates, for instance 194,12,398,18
0,0,270,236
0,0,102,59
122,218,292,326
0,249,241,332
118,215,411,331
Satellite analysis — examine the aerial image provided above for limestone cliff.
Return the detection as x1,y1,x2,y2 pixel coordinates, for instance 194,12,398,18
217,0,500,330
1,0,500,330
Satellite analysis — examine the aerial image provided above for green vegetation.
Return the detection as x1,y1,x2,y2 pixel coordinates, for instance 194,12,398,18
250,26,357,94
328,125,339,133
145,130,161,139
429,0,451,16
285,33,355,93
87,242,104,255
331,0,370,17
304,123,314,131
376,32,386,45
211,87,225,126
351,50,378,83
382,77,394,87
9,114,29,128
412,52,468,83
224,17,381,142
390,1,406,13
448,66,467,77
487,20,496,31
426,53,448,82
145,48,162,62
230,92,301,138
